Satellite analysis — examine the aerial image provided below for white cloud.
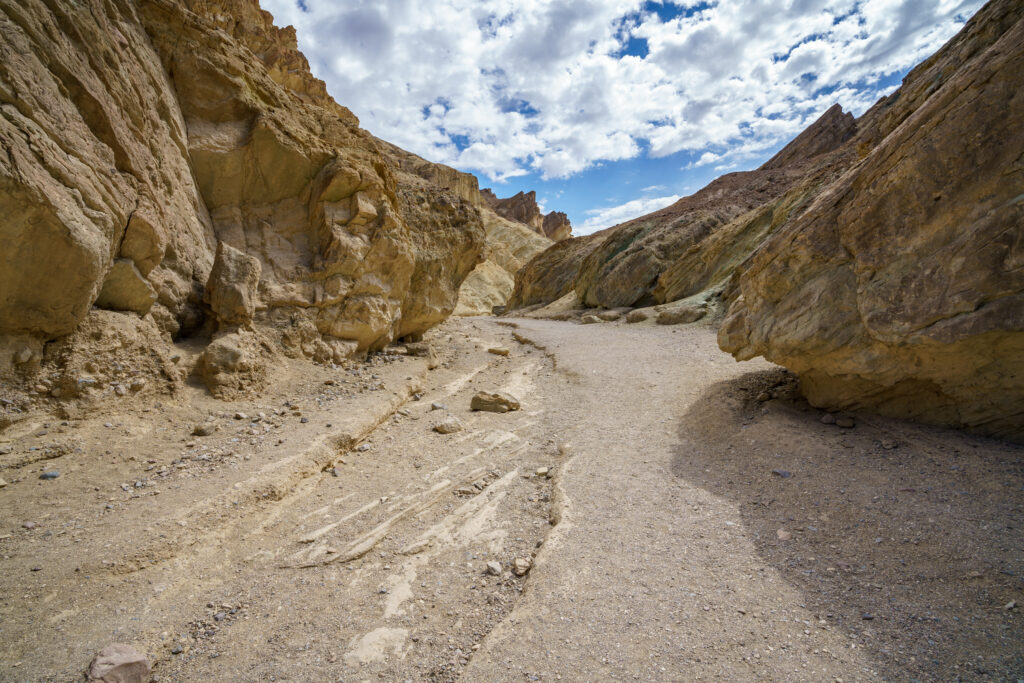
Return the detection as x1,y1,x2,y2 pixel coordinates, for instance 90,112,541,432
579,194,682,234
260,0,983,181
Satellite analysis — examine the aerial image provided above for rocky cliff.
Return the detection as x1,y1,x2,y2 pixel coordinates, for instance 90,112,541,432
481,189,573,241
511,0,1023,439
509,103,857,311
0,0,486,401
720,0,1024,440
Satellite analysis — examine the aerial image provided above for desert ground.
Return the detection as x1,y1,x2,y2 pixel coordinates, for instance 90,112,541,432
1,316,1021,682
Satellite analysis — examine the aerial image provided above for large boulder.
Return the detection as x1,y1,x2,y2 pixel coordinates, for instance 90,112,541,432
720,1,1024,441
205,241,261,326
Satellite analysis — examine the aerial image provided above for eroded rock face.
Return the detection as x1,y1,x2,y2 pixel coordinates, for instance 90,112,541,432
454,211,552,316
510,102,857,312
481,189,573,241
720,0,1024,440
0,0,486,400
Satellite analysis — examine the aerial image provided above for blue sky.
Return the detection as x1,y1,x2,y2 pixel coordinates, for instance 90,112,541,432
260,0,983,234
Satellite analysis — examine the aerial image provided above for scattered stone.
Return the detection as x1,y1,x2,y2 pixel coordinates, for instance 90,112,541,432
656,305,706,325
22,521,36,530
171,645,183,655
356,444,371,452
471,391,520,413
625,309,648,323
513,557,532,576
880,439,898,450
597,310,621,322
580,315,602,325
39,470,60,480
129,378,146,392
486,561,502,576
300,417,309,424
1005,600,1017,611
234,412,248,420
535,467,549,477
756,392,771,402
771,469,792,479
488,347,510,356
820,414,837,425
862,613,874,620
776,529,792,541
192,424,216,437
430,402,448,411
433,416,464,434
87,643,150,683
406,342,440,369
0,477,7,488
836,416,856,428
213,611,226,622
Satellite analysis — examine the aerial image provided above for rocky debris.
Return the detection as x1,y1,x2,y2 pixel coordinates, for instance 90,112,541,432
433,416,464,434
405,342,440,370
720,0,1024,441
471,391,520,413
205,242,261,327
580,315,602,325
485,560,503,576
656,305,706,325
487,347,510,356
192,423,217,437
430,402,448,411
597,310,622,322
86,643,150,683
513,557,533,576
0,478,7,488
38,471,60,480
625,309,649,323
196,330,267,399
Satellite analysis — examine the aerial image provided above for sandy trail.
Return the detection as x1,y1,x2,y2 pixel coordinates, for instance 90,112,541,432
0,317,1021,681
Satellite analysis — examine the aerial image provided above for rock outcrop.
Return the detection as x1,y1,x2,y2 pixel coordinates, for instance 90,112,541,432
720,0,1024,440
0,0,485,401
454,211,552,316
481,189,573,241
510,103,858,312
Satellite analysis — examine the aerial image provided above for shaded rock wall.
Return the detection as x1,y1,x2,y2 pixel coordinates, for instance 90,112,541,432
720,0,1024,440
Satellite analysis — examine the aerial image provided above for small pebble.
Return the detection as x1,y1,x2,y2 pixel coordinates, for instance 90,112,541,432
300,417,309,424
22,521,36,530
486,561,502,576
771,469,792,479
836,416,855,429
39,470,60,480
820,414,836,425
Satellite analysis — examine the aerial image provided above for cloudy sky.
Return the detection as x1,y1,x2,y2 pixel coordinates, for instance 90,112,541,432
261,0,983,234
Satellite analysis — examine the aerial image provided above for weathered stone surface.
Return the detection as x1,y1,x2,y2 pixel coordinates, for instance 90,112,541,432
86,643,150,683
196,330,266,399
720,1,1024,441
95,261,158,315
656,303,706,326
470,391,520,413
625,309,649,323
510,102,858,313
0,0,489,400
481,189,572,241
455,211,551,316
205,242,261,326
433,415,464,434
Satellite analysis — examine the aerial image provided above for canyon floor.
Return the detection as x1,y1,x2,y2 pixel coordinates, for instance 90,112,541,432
0,317,1022,682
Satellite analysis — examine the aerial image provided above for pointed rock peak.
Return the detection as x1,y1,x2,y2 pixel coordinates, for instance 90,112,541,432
761,103,856,170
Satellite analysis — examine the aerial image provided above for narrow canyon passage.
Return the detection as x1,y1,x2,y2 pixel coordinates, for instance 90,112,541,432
0,318,1021,682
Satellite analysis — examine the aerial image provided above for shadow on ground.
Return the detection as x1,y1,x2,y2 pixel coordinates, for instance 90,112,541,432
672,368,1024,682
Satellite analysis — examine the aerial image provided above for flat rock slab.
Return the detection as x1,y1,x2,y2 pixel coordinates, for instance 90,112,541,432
87,643,150,683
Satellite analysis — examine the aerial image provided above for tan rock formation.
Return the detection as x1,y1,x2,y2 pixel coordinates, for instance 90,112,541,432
720,0,1024,440
455,211,552,316
482,189,573,241
0,0,486,400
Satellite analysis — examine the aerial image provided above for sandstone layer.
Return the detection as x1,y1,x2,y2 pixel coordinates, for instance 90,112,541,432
720,0,1024,440
0,0,488,401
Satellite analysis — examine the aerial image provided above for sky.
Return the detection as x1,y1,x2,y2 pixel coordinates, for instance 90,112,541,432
260,0,984,234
